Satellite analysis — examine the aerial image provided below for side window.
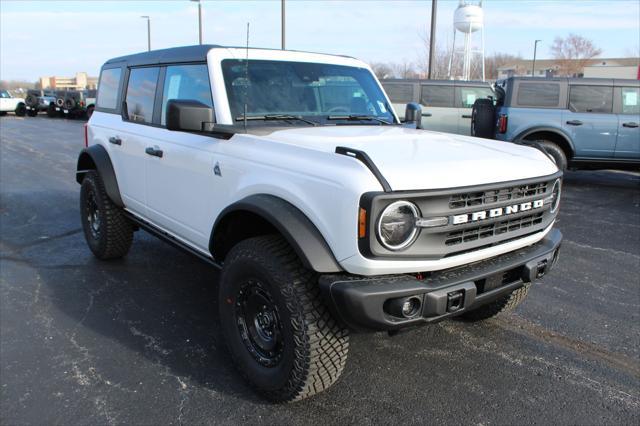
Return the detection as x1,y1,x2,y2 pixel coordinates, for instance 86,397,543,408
382,83,413,104
96,68,122,110
161,64,213,125
569,85,613,113
620,87,639,115
421,85,454,108
125,67,159,124
458,86,494,108
516,83,560,107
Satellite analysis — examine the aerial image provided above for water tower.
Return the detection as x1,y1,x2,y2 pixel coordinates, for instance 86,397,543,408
447,0,485,81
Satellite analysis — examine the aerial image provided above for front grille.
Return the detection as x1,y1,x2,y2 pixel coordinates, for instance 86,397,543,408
449,181,549,209
445,212,544,246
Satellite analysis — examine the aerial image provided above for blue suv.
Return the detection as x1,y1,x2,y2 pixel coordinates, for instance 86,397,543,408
482,77,639,170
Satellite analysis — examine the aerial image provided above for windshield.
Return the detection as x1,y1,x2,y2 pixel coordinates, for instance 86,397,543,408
0,90,10,99
221,59,395,125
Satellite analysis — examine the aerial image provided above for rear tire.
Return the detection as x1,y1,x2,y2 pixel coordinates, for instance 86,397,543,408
80,171,134,259
458,284,530,322
471,98,496,139
533,140,568,171
219,235,349,402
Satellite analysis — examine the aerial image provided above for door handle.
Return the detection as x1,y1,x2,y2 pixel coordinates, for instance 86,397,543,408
145,147,163,158
461,114,472,118
108,136,122,145
422,113,432,117
622,122,639,128
566,120,583,126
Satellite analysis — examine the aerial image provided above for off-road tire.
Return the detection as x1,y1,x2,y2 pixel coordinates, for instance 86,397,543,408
27,108,37,117
459,283,531,322
80,171,133,259
14,104,26,117
25,94,38,107
47,103,57,118
533,140,567,171
219,235,349,402
471,98,496,139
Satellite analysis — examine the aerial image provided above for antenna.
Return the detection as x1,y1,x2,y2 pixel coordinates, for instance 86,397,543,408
243,22,250,132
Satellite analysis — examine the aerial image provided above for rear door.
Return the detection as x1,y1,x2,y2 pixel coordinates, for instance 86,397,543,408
562,84,617,158
420,84,457,133
456,85,494,135
614,86,640,159
144,63,221,251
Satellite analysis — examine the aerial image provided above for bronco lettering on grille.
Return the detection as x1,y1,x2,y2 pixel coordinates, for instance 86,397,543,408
452,199,544,225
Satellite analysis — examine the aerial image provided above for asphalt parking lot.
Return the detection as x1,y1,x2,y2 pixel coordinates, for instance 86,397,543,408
1,115,639,425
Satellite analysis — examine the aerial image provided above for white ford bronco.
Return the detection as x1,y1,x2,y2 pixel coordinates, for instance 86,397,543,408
77,45,562,402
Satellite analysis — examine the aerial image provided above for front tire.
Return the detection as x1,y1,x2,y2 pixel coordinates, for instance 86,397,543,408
219,235,349,402
80,171,134,259
459,283,531,322
15,104,26,117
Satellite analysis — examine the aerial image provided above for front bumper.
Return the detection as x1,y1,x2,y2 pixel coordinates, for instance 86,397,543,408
319,229,562,331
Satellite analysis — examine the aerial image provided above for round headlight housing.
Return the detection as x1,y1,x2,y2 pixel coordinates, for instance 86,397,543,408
377,201,419,251
550,179,561,213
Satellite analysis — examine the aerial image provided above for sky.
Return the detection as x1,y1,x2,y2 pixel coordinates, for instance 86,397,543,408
1,0,639,81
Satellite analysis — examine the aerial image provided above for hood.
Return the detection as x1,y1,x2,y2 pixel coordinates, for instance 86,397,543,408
261,126,558,191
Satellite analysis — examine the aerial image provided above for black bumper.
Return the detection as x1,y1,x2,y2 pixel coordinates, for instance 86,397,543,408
319,229,562,331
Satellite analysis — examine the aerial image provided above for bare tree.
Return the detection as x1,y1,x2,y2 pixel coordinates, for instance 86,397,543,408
550,34,602,77
484,53,522,80
392,60,420,79
370,62,395,80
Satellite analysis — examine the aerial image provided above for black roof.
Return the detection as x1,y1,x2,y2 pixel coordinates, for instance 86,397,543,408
104,44,221,67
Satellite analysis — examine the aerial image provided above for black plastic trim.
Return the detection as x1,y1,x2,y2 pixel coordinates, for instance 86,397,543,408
210,194,342,273
320,228,562,331
75,144,124,207
335,146,392,192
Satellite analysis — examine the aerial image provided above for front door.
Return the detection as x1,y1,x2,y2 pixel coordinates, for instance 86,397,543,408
420,85,457,134
562,84,617,158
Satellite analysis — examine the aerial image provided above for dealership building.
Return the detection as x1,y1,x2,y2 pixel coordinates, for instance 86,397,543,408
497,57,639,79
39,72,98,90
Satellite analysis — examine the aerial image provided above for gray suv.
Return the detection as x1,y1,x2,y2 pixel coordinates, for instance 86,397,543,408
382,79,494,135
484,77,640,170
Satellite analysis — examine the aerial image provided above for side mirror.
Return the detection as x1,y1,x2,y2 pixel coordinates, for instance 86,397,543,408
404,102,423,129
166,99,215,132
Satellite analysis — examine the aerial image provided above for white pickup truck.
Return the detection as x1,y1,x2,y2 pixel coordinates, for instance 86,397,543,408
0,90,26,116
76,45,563,402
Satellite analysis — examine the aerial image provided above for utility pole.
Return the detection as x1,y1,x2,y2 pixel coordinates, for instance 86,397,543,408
532,39,542,77
281,0,286,50
427,0,437,79
190,0,203,44
141,16,151,51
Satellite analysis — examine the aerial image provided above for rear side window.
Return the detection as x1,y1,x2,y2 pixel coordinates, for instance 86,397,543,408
620,87,639,115
569,85,613,113
458,86,494,108
383,83,413,104
421,85,454,107
161,64,213,125
96,68,122,110
125,67,160,124
516,83,560,107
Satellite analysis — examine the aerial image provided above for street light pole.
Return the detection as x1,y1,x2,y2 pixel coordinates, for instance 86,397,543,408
532,39,541,77
281,0,285,50
141,16,151,51
190,0,203,44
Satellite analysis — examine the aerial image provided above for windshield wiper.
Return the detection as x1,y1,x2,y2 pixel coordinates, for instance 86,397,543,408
327,115,391,125
235,114,318,126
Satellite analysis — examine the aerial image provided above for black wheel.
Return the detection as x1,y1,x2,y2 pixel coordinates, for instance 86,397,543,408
471,98,496,139
24,94,38,107
47,103,57,118
458,284,530,322
0,111,7,116
219,235,349,402
86,105,95,119
533,140,568,171
27,108,37,117
80,171,134,259
14,104,26,117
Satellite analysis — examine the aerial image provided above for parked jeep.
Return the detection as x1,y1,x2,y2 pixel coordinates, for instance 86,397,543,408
0,90,26,116
473,77,640,170
48,90,69,118
24,89,56,116
382,79,494,135
77,45,562,402
61,90,96,119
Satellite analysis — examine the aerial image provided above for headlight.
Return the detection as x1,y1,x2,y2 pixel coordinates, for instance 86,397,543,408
550,179,561,213
377,201,419,251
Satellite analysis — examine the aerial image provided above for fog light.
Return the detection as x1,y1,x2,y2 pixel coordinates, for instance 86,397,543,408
402,298,421,317
385,296,422,318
